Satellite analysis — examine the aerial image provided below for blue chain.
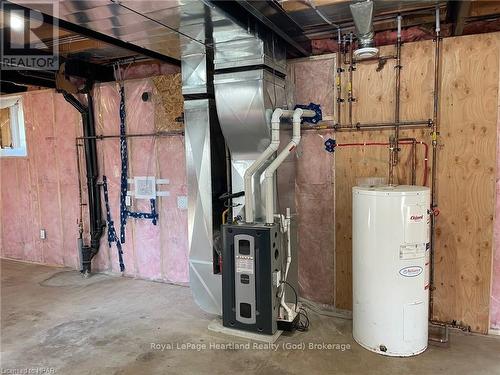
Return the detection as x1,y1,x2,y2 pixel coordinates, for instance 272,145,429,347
103,175,125,272
118,85,158,245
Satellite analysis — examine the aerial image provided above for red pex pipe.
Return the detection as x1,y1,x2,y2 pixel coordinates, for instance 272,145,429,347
335,141,429,186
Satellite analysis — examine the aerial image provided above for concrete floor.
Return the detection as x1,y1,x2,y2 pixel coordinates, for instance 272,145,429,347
1,259,500,375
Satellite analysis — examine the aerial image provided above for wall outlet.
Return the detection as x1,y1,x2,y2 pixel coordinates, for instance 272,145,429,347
177,196,188,210
40,229,46,240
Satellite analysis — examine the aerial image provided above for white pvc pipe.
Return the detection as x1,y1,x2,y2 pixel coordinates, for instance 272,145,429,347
263,108,315,224
244,109,294,223
280,208,293,318
435,6,440,33
397,15,402,38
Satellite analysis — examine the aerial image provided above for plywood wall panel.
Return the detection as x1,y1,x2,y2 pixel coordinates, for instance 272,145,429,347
433,34,498,333
351,45,396,124
491,68,500,330
290,33,499,332
400,40,434,121
152,74,183,132
331,40,435,310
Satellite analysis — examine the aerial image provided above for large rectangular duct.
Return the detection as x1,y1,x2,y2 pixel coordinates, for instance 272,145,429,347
182,2,294,315
181,3,227,315
214,69,285,219
213,19,286,74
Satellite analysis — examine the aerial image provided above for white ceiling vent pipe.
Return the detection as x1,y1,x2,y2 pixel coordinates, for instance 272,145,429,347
350,0,379,60
263,108,315,224
244,108,289,223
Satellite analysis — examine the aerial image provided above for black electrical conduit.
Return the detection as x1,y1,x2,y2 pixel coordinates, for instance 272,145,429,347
63,91,104,275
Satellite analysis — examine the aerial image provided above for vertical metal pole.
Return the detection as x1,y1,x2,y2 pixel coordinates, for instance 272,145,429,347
429,5,441,321
336,28,343,126
388,135,395,185
348,32,354,128
393,15,402,165
411,139,417,185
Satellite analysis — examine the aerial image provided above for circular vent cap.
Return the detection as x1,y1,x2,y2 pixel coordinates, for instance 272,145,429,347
353,47,379,60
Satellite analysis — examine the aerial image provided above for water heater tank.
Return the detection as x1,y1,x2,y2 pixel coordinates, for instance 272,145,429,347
352,185,430,356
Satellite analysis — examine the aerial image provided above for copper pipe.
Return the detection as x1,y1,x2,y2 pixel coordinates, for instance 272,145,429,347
411,139,417,185
300,120,430,132
354,54,397,63
343,35,349,65
393,15,402,166
348,32,354,128
399,137,418,185
76,130,184,140
335,140,428,186
332,119,432,130
336,29,343,126
429,5,442,322
388,135,396,184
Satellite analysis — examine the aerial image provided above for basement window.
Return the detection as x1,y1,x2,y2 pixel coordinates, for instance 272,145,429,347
0,96,26,157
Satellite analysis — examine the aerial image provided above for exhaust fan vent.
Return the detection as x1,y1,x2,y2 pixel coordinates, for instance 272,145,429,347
350,0,379,60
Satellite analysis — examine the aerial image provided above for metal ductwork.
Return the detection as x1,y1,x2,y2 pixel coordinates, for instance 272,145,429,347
181,2,291,315
213,5,287,221
350,0,379,60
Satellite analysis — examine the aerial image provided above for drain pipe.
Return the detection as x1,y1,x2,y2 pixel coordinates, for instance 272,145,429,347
63,91,104,276
263,108,315,224
244,108,290,223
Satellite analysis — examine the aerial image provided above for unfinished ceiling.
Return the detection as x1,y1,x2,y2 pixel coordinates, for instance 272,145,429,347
6,1,500,65
279,0,500,39
0,6,142,64
3,0,500,91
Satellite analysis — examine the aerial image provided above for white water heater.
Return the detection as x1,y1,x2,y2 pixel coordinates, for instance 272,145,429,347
352,185,430,357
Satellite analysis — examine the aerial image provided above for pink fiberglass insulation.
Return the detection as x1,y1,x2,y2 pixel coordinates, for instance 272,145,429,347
91,79,189,283
0,90,81,266
296,132,335,305
156,135,189,282
289,58,336,304
118,61,180,80
125,79,161,280
0,78,189,284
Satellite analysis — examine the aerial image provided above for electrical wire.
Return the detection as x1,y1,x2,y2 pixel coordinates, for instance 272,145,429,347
280,280,310,332
296,307,310,332
280,280,298,311
299,298,352,320
307,0,340,28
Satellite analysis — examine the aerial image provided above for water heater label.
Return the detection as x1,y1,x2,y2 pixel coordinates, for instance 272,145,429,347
409,214,424,223
399,266,423,277
236,256,254,274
